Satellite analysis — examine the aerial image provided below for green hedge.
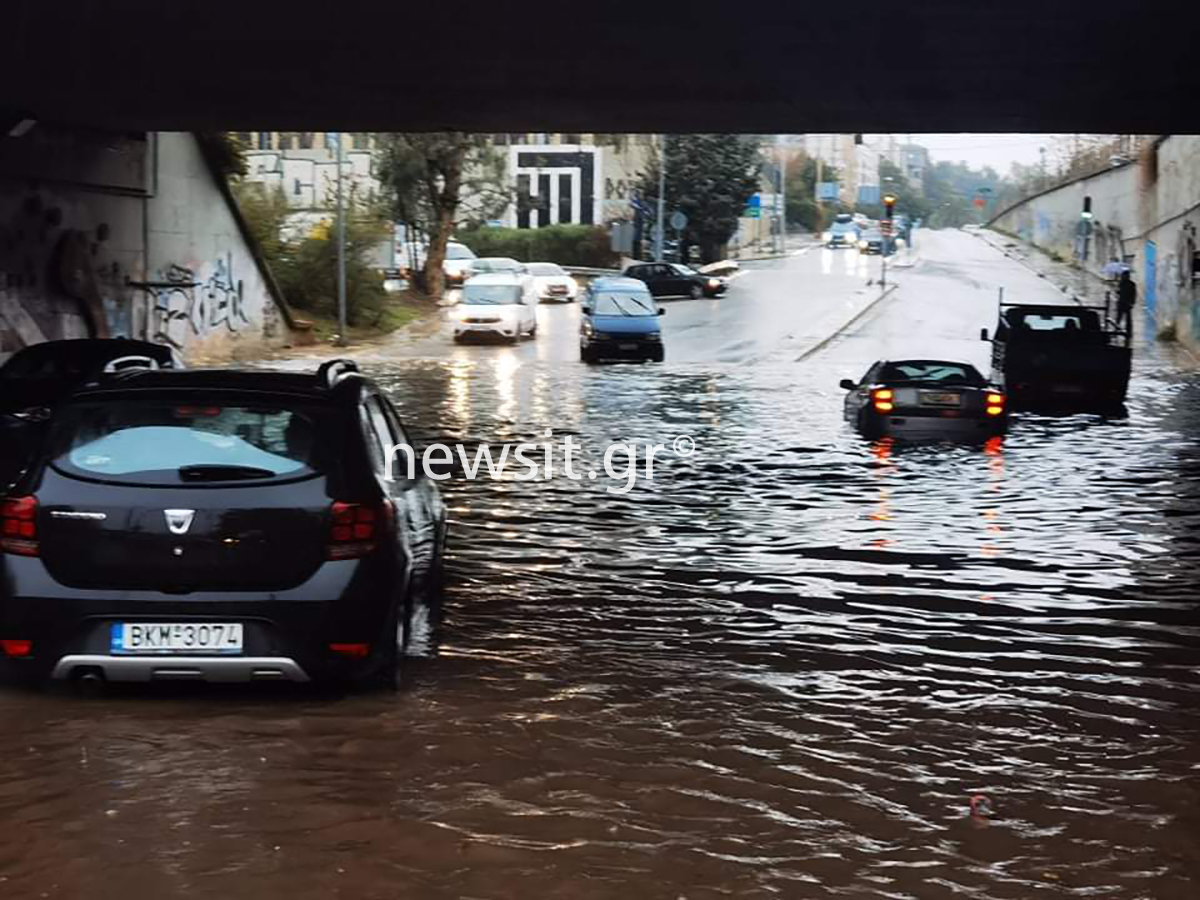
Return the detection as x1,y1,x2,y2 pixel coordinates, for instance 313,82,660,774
454,224,617,268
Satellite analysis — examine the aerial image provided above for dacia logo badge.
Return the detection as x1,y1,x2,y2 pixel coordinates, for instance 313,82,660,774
164,509,195,535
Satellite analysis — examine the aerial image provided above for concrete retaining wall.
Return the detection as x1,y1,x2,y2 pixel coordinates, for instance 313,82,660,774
989,135,1200,356
0,129,293,364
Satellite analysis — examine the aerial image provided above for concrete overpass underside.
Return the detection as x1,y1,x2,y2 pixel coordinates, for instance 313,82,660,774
3,0,1198,135
1,0,1197,359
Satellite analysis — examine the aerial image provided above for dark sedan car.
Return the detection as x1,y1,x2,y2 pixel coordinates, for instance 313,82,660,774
840,359,1007,440
622,262,725,300
0,338,181,415
0,359,446,688
858,229,885,254
0,339,182,489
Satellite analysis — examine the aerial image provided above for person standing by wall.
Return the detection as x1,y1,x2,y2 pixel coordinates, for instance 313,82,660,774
1115,269,1137,337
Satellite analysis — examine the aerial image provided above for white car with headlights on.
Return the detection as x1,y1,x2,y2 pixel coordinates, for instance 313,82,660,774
526,262,579,303
452,274,539,343
442,241,477,286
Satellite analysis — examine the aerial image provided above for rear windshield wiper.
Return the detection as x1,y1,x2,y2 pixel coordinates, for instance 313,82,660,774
178,464,276,482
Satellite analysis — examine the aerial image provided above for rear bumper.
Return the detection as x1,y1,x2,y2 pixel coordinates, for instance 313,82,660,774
0,557,402,684
862,412,1006,440
50,654,311,683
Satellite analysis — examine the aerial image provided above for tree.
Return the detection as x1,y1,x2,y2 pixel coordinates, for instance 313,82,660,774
231,180,290,261
636,135,761,263
784,153,839,232
376,134,511,298
273,189,393,326
231,180,391,327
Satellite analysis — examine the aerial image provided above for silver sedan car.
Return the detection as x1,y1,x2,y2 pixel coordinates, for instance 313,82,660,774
840,359,1008,440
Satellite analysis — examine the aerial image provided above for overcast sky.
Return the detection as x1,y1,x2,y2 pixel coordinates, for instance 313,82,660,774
911,134,1065,173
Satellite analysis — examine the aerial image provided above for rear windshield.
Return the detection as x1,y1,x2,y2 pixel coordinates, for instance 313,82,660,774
527,263,564,276
880,362,984,385
1012,312,1099,331
49,400,335,485
446,244,475,260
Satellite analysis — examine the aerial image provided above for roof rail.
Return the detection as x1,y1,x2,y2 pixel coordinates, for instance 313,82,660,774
316,358,360,390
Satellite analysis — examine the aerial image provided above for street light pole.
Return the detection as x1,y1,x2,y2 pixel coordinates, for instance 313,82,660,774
335,131,348,347
777,135,786,254
655,135,666,262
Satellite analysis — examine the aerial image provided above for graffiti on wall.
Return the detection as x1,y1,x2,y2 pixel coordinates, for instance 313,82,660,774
138,254,250,349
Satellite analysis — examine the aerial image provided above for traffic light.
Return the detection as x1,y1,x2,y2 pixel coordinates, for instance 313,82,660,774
883,194,896,219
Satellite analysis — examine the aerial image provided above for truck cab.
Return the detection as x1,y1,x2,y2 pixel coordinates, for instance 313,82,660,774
982,303,1131,412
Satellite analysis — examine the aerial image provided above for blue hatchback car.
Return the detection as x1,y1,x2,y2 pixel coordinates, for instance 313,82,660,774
579,277,665,363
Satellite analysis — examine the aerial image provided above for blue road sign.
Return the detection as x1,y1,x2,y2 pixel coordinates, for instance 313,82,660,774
817,182,839,201
858,185,881,206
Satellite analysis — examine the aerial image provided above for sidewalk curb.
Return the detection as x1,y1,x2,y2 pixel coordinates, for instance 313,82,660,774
969,228,1096,306
795,284,899,362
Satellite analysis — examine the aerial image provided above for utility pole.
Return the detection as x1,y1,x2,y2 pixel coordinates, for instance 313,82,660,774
655,134,666,262
335,131,348,347
815,154,823,235
777,135,787,254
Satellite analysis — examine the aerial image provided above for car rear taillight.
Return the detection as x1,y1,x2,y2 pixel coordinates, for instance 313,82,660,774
1,640,33,658
872,388,895,413
0,496,38,557
986,392,1006,416
329,642,370,659
328,501,389,560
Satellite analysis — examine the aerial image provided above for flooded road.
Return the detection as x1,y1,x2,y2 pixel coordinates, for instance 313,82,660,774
2,230,1199,899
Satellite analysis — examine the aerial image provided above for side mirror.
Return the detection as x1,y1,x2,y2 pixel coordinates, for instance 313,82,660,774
980,328,990,341
657,307,666,316
839,379,857,391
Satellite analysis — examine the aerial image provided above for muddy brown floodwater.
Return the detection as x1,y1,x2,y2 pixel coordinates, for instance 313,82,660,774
1,344,1198,900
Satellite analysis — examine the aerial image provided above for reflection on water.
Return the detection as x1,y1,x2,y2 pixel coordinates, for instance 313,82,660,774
1,354,1198,899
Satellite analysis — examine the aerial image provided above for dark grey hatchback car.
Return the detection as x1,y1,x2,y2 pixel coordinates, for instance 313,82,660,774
0,359,446,688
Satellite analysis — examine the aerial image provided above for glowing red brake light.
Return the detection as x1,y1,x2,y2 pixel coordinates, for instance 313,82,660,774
1,640,33,658
328,501,388,559
329,642,370,659
0,496,39,557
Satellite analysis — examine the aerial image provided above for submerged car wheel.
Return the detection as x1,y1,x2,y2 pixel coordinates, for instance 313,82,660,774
581,346,596,364
689,284,703,300
647,346,664,363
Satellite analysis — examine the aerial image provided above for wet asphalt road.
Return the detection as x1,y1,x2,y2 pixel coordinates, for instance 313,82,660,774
2,230,1199,899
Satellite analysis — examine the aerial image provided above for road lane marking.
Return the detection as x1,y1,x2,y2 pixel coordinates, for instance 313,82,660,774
794,285,900,363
